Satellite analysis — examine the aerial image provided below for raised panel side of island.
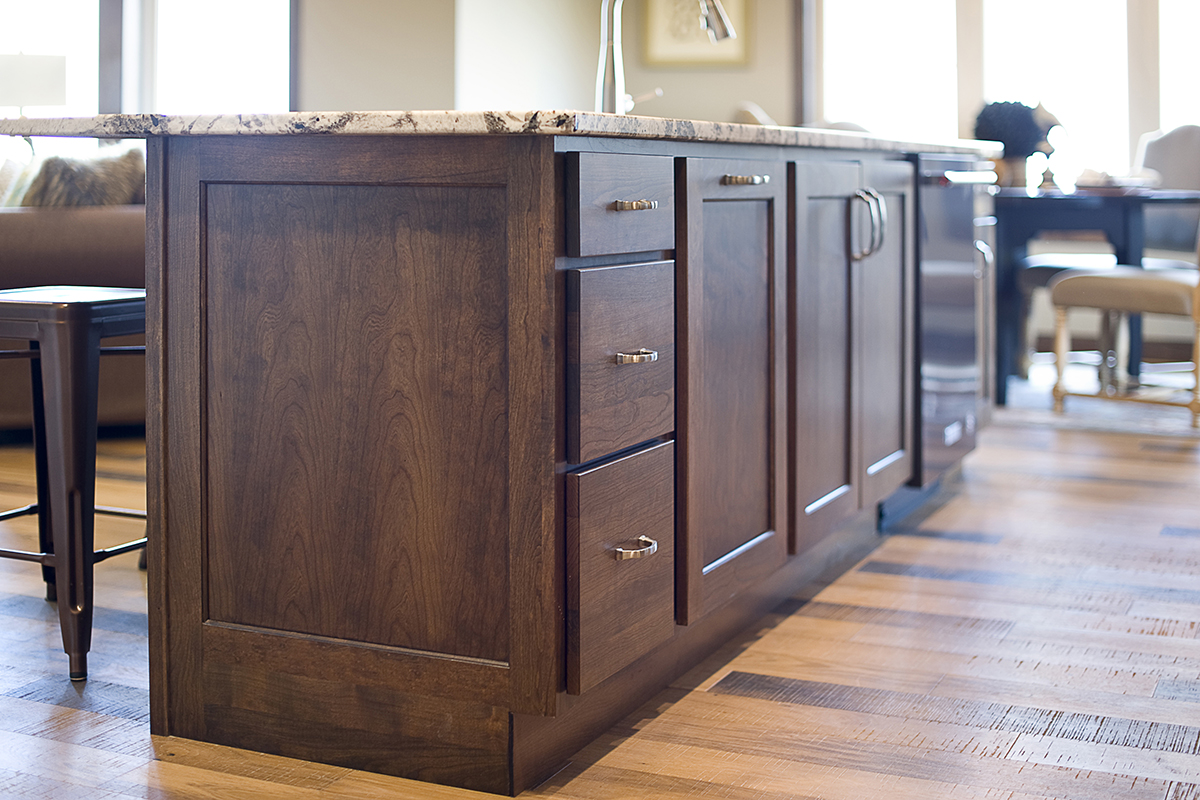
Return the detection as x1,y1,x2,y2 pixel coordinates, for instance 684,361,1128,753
149,134,560,794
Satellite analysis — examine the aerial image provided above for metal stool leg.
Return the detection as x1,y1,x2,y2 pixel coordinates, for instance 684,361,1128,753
28,342,57,602
38,320,103,682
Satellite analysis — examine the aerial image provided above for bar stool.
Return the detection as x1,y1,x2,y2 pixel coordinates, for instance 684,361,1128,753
0,286,147,681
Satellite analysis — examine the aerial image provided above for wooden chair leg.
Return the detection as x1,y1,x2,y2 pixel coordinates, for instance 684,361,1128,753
1115,311,1131,393
1098,310,1114,394
1052,306,1069,413
1192,321,1200,428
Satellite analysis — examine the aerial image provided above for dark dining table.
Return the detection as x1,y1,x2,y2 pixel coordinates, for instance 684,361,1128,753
992,186,1200,404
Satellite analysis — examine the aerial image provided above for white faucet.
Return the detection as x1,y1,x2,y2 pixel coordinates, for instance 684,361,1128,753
595,0,737,115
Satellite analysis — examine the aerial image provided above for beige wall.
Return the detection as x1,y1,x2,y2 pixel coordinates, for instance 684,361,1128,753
455,0,597,111
296,0,793,123
622,0,794,125
296,0,456,111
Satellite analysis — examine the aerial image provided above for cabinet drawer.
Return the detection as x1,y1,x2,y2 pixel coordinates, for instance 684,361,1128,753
566,440,675,695
568,260,675,465
566,152,675,257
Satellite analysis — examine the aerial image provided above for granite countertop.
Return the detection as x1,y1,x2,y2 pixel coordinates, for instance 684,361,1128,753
0,109,1000,156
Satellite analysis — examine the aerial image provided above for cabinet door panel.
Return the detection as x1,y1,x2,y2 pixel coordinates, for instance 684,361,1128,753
698,200,772,562
791,161,861,553
677,158,788,624
860,160,915,507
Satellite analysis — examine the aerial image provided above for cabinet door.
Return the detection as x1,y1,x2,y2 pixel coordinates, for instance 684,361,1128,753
791,161,862,554
676,158,788,625
859,160,915,508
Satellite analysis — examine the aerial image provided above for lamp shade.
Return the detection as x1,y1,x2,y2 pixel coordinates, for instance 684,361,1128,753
0,54,67,109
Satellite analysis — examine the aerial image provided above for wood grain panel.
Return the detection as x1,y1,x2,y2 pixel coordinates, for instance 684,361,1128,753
161,135,206,738
201,622,511,707
676,157,788,625
568,261,674,464
501,136,560,717
144,134,168,737
202,661,511,793
695,200,771,563
858,160,915,506
203,182,510,661
791,160,860,553
565,152,675,258
566,441,675,694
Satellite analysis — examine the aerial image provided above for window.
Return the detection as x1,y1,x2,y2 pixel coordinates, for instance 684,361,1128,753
1159,0,1200,134
821,0,958,143
0,0,101,158
983,0,1128,179
154,0,290,114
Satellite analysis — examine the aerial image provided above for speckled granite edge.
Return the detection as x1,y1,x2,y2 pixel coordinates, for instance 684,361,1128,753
0,109,1000,155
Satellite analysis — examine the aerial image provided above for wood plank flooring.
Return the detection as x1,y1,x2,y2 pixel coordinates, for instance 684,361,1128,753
1,412,1199,798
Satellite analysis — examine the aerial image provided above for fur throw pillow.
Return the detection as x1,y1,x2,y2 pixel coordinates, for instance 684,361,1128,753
20,148,146,207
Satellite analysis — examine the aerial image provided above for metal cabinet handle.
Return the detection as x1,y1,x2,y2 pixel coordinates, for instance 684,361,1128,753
614,535,658,560
851,189,879,261
851,188,887,260
613,199,659,211
614,348,658,364
867,188,887,256
721,174,770,185
974,239,994,280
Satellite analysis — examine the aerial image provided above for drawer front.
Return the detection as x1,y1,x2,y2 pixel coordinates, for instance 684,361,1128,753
566,440,675,694
566,152,675,257
568,260,675,465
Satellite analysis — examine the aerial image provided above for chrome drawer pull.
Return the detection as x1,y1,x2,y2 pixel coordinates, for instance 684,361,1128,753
721,174,770,185
614,348,659,365
614,535,658,560
613,199,659,211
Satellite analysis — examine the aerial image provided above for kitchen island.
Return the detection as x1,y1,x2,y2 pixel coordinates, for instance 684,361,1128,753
1,111,996,795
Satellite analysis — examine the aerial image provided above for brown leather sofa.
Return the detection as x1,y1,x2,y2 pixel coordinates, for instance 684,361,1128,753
0,205,146,431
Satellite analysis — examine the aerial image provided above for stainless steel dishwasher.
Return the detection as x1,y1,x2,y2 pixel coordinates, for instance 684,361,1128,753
882,155,994,525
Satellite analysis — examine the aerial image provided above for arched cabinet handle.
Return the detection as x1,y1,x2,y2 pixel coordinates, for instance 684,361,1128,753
721,174,770,186
613,199,659,211
866,188,887,255
614,348,658,364
613,535,658,560
851,189,880,261
851,188,887,260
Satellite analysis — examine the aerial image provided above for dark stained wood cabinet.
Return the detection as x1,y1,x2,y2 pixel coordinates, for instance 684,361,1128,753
145,132,924,796
858,161,917,508
791,158,915,555
150,135,560,793
675,157,789,625
566,440,674,694
567,260,675,464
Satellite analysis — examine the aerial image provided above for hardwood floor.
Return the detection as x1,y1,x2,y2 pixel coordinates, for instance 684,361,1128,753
1,412,1199,798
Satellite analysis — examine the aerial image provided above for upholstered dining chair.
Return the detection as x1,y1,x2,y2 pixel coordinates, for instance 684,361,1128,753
1049,263,1200,426
1016,125,1200,375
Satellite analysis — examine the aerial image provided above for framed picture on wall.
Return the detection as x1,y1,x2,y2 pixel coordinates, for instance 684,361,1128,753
644,0,749,66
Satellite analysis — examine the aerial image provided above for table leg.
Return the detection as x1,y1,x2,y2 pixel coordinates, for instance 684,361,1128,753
993,225,1027,405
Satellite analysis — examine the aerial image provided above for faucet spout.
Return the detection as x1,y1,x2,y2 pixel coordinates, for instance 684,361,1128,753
594,0,736,115
594,0,626,114
698,0,737,42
